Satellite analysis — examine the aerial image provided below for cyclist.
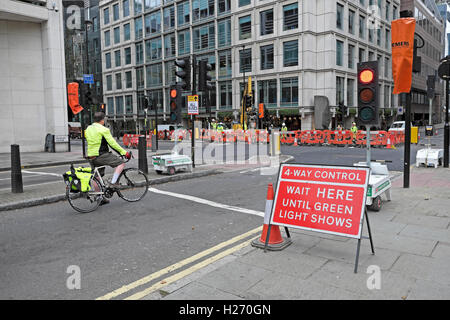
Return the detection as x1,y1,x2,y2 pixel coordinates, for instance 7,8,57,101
85,112,131,204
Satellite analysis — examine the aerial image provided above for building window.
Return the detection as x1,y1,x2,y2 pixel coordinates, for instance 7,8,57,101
106,74,112,91
336,76,345,107
135,17,143,40
193,23,215,52
336,40,343,66
103,8,110,25
123,0,130,17
165,60,176,85
349,9,355,34
240,48,251,73
261,44,274,70
125,71,132,88
258,79,277,108
134,0,143,14
135,42,144,65
125,95,133,114
164,34,176,58
146,63,163,87
219,81,232,109
348,44,355,69
114,27,120,44
145,11,161,36
113,3,120,21
283,3,298,31
124,23,130,41
177,1,190,27
178,30,190,55
105,52,111,69
115,50,121,67
239,15,251,40
136,67,144,89
347,78,354,107
116,73,122,90
145,0,161,11
115,96,124,114
124,47,131,65
104,30,111,47
283,40,298,67
107,96,114,114
145,38,162,62
359,15,365,39
218,50,232,78
218,19,231,47
218,0,231,15
192,0,215,22
359,48,365,63
260,9,274,36
337,3,344,30
239,0,250,7
163,6,175,31
281,78,298,106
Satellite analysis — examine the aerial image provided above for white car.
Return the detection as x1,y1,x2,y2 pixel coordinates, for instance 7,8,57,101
388,121,412,133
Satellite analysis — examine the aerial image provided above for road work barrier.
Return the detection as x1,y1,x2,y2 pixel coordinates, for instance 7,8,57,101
123,134,152,148
279,130,405,148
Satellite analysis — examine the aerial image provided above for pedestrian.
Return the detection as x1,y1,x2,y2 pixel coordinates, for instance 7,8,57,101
281,122,288,139
351,122,358,145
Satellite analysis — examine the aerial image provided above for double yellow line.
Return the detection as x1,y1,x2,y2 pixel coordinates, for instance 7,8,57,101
96,226,262,300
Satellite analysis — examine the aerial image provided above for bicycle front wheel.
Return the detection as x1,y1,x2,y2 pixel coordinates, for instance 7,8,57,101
66,176,104,213
117,168,149,202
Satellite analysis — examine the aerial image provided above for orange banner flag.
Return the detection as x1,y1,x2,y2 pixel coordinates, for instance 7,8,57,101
391,18,416,94
67,82,84,115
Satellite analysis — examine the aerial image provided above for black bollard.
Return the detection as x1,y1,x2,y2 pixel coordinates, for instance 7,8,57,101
11,144,23,193
138,135,148,174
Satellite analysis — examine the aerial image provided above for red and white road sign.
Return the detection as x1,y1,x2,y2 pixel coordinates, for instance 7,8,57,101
270,164,371,239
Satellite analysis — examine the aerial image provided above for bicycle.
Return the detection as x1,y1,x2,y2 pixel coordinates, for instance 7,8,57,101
65,152,149,213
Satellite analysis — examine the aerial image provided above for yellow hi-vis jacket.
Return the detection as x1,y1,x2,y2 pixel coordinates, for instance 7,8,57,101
85,122,127,157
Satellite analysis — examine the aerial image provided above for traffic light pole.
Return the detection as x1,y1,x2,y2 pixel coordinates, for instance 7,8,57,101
404,92,411,188
191,55,196,169
445,79,449,168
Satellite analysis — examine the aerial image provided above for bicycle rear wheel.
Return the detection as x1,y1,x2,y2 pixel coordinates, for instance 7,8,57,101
117,168,149,202
66,176,104,213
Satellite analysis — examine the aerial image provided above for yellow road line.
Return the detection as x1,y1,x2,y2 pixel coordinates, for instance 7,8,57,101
96,226,262,300
124,236,259,300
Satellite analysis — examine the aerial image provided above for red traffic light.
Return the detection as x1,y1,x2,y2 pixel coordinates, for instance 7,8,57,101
359,69,375,84
170,88,178,98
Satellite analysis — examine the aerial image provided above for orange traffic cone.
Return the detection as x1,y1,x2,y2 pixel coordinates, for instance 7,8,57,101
251,184,292,251
293,137,298,146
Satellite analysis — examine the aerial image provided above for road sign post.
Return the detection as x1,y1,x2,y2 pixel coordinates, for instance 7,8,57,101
438,56,450,168
265,163,373,273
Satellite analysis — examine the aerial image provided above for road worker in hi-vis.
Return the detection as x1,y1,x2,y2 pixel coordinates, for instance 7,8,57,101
281,123,288,139
351,122,358,145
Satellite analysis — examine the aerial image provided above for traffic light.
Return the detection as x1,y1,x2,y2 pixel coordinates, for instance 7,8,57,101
198,60,212,92
175,58,191,90
100,103,105,110
85,90,93,106
169,84,183,124
357,61,379,126
143,97,150,110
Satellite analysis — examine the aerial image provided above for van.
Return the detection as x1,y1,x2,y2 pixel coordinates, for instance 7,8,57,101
388,121,412,133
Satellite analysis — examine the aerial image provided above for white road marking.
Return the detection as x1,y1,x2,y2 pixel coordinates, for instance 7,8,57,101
21,170,62,177
148,187,264,217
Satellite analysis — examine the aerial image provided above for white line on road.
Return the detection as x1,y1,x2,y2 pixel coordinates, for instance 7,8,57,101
148,187,264,217
21,170,62,177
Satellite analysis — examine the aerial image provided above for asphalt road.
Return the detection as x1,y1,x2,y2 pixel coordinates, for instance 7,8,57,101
0,168,273,299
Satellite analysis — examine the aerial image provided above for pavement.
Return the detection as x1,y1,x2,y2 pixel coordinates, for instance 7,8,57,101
139,165,450,300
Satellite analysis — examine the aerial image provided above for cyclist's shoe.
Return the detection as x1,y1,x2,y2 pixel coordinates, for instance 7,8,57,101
99,198,110,206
